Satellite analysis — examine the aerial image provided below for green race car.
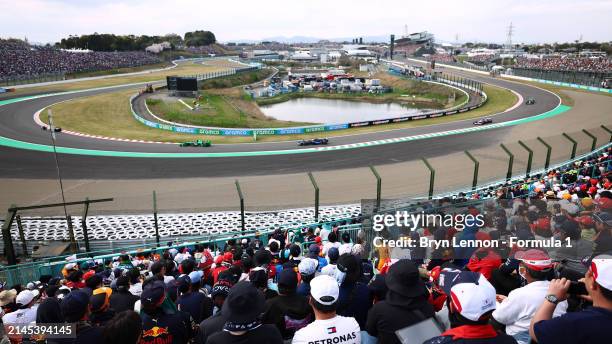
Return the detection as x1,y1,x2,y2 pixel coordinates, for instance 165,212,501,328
179,139,212,147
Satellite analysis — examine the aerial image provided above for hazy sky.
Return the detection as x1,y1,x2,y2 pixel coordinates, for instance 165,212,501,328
1,0,610,44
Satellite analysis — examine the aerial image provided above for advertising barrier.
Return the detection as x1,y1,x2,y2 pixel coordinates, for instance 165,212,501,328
131,68,488,136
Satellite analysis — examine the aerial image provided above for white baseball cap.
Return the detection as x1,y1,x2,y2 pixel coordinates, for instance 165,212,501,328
439,270,496,322
591,254,612,291
310,275,339,306
15,290,36,306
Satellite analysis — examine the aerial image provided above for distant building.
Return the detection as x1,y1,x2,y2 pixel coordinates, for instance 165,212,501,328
394,31,435,56
145,42,171,54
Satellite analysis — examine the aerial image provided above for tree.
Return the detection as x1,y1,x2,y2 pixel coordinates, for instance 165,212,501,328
184,30,216,46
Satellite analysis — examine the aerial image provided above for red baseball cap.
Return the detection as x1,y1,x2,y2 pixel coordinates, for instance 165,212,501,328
576,215,594,227
597,197,612,210
515,249,553,271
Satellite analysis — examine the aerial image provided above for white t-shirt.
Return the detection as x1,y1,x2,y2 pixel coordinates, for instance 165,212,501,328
129,282,143,297
339,243,353,255
492,280,568,337
321,264,338,277
2,304,39,325
322,242,340,256
292,315,360,344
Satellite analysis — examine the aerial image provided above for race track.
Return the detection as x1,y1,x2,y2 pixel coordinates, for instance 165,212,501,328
0,65,592,179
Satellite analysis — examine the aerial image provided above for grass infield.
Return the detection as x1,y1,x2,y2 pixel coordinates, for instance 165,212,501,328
42,84,517,144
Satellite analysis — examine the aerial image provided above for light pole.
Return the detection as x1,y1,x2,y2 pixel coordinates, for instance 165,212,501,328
47,110,76,250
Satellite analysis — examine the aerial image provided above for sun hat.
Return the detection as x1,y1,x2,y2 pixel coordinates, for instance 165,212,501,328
222,281,265,331
385,260,428,298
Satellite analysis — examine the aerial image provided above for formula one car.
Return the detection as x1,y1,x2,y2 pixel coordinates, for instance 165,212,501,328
179,139,211,147
473,118,493,125
525,98,536,105
298,138,329,146
41,126,62,132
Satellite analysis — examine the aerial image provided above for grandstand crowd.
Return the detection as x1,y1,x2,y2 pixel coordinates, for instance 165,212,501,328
0,146,610,344
512,57,612,73
0,39,161,79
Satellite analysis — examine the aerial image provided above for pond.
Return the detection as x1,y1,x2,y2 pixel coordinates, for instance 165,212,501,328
258,97,436,124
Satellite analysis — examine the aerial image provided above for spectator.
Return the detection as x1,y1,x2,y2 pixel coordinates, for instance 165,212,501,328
198,279,233,344
292,275,360,344
550,220,593,274
308,244,328,272
206,281,283,344
82,274,102,297
90,287,115,327
0,40,162,81
2,290,39,325
60,291,104,344
529,254,612,343
492,250,567,344
128,268,143,297
366,260,434,344
103,310,143,344
263,269,313,339
249,267,278,300
425,270,516,344
339,232,354,255
592,212,612,255
139,280,194,344
0,289,17,316
109,276,139,313
336,254,371,329
176,272,212,323
151,260,175,284
321,247,340,277
352,244,374,284
297,258,318,297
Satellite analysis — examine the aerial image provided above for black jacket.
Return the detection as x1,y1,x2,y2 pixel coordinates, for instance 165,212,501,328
109,289,139,313
366,291,435,344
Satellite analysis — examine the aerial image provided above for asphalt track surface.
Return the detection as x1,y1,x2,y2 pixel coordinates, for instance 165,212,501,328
0,66,560,179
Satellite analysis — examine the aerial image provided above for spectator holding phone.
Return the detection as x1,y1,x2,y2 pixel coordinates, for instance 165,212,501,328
529,254,612,343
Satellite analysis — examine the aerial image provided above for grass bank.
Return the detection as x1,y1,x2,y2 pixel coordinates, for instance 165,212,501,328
146,94,311,128
200,69,273,89
42,83,516,144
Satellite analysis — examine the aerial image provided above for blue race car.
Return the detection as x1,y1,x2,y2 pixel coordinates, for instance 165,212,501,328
298,138,329,146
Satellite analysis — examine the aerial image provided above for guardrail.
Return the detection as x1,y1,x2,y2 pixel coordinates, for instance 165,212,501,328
131,67,488,136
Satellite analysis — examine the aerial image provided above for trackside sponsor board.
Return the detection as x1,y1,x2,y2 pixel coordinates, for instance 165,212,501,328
349,122,370,128
253,129,275,135
276,128,304,135
372,119,390,125
199,128,221,135
304,126,326,133
392,117,411,123
326,124,349,131
222,129,250,136
175,126,197,134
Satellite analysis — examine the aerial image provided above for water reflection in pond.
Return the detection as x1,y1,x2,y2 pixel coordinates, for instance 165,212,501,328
259,97,436,124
